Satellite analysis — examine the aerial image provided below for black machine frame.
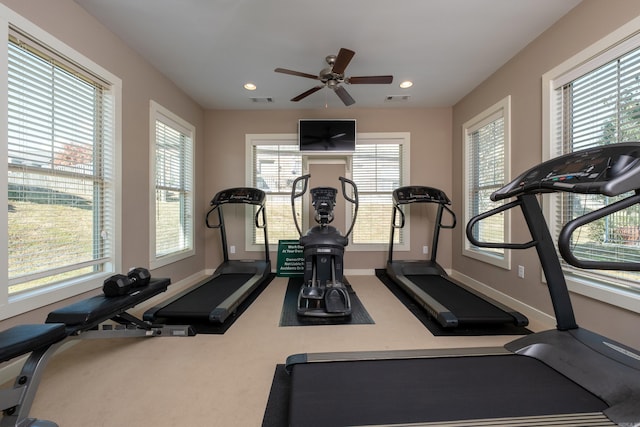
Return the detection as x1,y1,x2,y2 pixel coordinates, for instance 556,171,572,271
386,185,528,328
144,187,271,324
291,174,358,317
284,142,640,426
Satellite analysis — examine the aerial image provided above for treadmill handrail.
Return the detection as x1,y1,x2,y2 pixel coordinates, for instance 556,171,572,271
559,191,640,271
441,205,457,229
390,203,456,230
391,204,405,229
205,204,222,229
255,204,267,229
466,199,537,250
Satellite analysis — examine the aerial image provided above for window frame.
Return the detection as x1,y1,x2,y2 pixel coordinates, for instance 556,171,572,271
0,5,122,319
149,101,195,269
542,15,640,314
245,132,410,252
462,96,512,269
349,132,410,251
245,133,302,252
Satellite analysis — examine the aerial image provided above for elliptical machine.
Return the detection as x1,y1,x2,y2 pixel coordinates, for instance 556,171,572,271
291,174,359,317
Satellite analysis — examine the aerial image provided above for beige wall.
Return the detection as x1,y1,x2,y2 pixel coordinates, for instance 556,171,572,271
0,0,206,328
204,108,452,272
452,0,640,349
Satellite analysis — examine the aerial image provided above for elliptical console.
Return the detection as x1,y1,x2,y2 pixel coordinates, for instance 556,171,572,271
291,174,359,317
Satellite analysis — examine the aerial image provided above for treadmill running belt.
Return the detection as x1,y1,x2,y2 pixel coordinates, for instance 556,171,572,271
288,355,608,427
405,274,514,323
153,273,254,319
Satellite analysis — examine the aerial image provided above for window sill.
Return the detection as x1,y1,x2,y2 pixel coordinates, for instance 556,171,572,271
462,247,510,270
2,273,108,320
565,273,640,315
150,249,195,270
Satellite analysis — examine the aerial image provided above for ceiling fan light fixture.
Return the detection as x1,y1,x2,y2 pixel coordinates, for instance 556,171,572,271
244,82,257,90
400,80,413,89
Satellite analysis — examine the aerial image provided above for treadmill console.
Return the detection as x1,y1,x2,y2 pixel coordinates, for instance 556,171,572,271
393,186,451,205
210,187,266,206
492,142,640,201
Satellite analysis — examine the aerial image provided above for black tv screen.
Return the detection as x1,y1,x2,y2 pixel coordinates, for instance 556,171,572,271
298,119,356,153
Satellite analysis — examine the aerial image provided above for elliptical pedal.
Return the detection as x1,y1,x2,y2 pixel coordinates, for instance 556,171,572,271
324,285,351,315
300,284,325,299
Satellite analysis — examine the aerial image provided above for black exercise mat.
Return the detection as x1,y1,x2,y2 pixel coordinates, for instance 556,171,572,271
375,269,531,336
279,277,374,326
261,364,289,427
158,273,275,334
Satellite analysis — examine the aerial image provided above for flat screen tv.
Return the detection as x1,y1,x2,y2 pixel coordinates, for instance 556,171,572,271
298,119,356,153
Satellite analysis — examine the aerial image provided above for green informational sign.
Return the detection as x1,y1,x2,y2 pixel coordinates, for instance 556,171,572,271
276,240,304,277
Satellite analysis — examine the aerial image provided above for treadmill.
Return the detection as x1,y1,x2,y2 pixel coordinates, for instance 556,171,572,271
283,143,640,426
144,187,270,324
386,185,528,328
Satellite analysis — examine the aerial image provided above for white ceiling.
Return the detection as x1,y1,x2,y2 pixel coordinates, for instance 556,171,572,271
74,0,581,110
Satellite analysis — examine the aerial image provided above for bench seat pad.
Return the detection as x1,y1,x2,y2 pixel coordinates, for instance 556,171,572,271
0,323,67,363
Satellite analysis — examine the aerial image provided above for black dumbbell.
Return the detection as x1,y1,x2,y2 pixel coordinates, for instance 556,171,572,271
128,267,151,288
103,274,132,297
103,268,150,297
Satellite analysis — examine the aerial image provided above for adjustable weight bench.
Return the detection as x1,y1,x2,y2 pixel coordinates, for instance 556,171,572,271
45,278,194,338
0,277,194,427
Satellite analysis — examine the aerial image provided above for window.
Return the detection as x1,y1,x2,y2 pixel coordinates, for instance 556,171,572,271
2,9,121,318
351,133,409,250
247,134,303,249
246,133,409,251
463,96,511,269
543,20,640,312
150,101,194,268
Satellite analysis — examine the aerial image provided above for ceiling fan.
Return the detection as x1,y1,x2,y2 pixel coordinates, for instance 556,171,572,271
274,48,393,106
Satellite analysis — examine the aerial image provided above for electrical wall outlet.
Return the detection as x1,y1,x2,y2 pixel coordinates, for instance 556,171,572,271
423,245,429,254
518,265,525,278
230,245,236,254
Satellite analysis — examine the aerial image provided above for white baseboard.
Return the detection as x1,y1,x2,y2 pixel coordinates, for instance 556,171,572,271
345,269,375,276
449,269,555,329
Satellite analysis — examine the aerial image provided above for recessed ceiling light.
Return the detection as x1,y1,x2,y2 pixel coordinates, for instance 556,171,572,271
244,82,257,90
399,81,413,89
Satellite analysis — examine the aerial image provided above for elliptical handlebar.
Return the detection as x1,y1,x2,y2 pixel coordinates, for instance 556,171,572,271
339,176,359,239
290,174,359,239
291,174,310,236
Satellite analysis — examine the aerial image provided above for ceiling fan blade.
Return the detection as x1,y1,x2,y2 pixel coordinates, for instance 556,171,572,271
334,85,355,106
347,75,394,84
291,86,323,102
332,48,355,75
274,68,319,80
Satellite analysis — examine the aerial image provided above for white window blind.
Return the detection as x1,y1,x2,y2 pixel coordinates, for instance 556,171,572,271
463,97,510,268
7,29,114,294
351,143,403,245
552,42,640,293
247,133,408,251
251,143,302,244
152,105,194,264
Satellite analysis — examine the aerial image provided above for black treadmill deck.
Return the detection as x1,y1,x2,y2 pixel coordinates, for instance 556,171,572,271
405,274,516,324
288,354,609,427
